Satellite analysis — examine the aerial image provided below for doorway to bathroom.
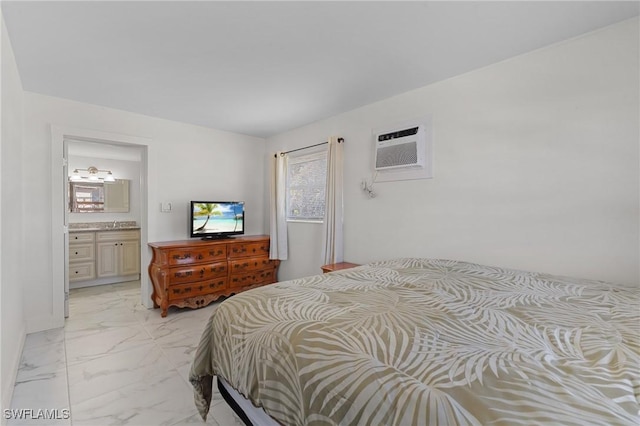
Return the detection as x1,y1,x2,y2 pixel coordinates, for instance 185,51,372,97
51,126,150,322
65,140,144,316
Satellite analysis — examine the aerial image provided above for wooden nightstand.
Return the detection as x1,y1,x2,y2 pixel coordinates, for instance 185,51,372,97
321,262,361,273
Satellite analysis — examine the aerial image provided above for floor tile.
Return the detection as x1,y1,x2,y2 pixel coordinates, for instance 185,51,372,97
71,370,196,426
22,328,65,350
16,341,66,383
208,400,246,426
171,412,220,425
67,341,176,406
10,280,239,426
65,323,153,366
155,328,203,370
9,367,70,425
64,306,140,336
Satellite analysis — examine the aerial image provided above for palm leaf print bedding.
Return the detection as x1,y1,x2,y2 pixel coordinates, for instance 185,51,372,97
189,258,639,425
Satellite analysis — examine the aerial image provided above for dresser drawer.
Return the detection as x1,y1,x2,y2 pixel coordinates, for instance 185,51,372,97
69,262,95,282
168,246,227,266
70,232,95,243
69,243,95,262
168,278,227,301
230,268,277,288
168,262,227,284
228,242,270,259
229,257,275,274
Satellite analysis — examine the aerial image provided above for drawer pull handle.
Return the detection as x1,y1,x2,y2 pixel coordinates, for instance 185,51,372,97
173,254,192,260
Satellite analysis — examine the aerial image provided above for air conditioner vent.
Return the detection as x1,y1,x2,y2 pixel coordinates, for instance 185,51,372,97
375,141,418,169
374,124,425,171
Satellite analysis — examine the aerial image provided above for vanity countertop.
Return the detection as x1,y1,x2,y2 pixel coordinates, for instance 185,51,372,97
69,221,139,232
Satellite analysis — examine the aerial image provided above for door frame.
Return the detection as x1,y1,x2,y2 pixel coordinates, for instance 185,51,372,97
51,125,151,326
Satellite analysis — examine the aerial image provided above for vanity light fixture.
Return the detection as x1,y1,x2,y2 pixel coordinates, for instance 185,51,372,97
70,166,116,182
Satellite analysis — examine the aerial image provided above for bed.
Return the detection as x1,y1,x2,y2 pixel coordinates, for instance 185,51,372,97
189,258,639,425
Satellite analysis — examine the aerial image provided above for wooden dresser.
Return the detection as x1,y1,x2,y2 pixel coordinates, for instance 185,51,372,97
148,235,279,317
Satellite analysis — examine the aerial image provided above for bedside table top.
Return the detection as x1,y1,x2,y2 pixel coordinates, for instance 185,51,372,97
321,262,361,273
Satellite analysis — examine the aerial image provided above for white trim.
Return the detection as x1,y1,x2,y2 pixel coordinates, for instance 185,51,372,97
1,323,25,417
63,140,69,318
48,125,152,333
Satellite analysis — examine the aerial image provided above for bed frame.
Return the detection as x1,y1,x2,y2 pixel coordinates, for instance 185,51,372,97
217,378,279,426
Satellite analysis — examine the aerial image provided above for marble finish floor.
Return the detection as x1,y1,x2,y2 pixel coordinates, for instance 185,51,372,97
9,281,244,426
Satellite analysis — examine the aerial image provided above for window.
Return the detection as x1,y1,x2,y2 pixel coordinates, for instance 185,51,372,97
286,150,327,221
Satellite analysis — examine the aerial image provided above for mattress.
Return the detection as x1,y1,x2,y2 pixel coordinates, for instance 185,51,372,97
190,258,639,425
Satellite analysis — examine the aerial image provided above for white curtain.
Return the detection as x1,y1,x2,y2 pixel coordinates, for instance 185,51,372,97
321,136,344,265
269,152,288,260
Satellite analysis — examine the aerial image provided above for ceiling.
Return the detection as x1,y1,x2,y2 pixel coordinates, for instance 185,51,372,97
2,1,638,138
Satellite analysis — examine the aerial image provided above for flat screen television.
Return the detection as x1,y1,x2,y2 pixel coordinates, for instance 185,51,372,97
190,201,244,240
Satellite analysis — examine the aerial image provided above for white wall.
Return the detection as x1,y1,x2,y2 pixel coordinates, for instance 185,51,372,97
1,12,26,415
22,93,267,333
266,18,639,286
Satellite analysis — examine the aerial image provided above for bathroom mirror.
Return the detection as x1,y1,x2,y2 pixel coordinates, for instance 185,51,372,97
69,179,130,213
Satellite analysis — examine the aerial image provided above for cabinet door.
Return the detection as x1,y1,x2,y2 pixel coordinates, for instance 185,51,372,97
96,241,119,278
120,240,140,275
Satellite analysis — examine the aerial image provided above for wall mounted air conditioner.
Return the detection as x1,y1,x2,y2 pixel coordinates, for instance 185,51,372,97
374,124,426,171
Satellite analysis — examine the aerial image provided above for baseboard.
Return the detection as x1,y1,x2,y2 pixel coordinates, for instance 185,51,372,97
1,322,26,418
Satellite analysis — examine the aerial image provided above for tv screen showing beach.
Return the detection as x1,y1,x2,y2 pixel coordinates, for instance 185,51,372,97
192,202,244,235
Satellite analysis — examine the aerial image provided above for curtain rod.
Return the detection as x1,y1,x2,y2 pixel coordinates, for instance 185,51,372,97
275,137,344,158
